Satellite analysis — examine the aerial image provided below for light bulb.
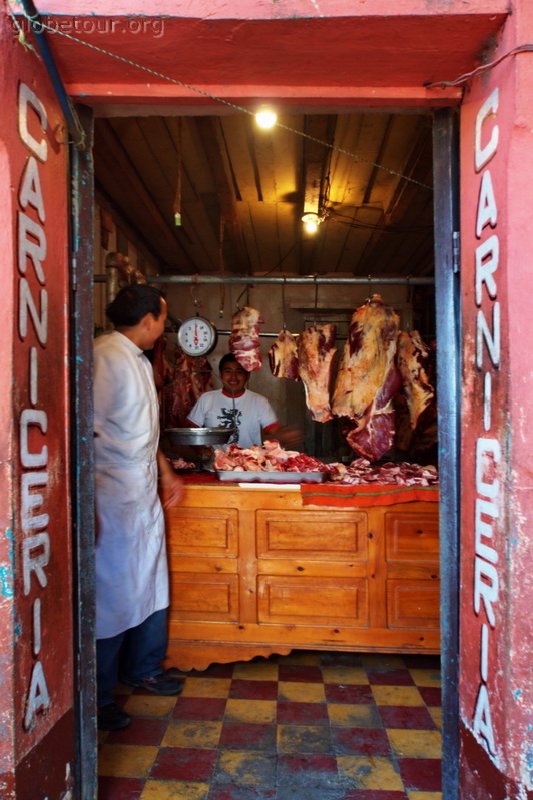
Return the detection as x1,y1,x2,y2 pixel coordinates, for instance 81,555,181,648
255,109,277,129
302,212,321,234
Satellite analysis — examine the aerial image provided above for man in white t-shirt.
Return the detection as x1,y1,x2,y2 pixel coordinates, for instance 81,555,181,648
187,354,280,448
187,354,302,449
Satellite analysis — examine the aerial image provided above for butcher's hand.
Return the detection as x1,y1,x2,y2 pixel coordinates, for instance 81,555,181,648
157,447,184,508
159,471,184,509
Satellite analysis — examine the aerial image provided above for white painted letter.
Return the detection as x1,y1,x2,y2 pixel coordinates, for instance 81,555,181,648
22,532,50,595
475,235,499,306
475,498,499,565
474,556,499,627
473,682,496,755
21,472,49,531
19,279,48,345
475,438,501,500
20,409,48,468
19,156,46,223
23,661,50,730
475,88,499,172
476,170,497,238
476,303,501,369
18,212,46,284
18,83,48,162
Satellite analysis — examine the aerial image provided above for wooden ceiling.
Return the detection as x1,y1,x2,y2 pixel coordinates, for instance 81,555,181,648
94,110,435,280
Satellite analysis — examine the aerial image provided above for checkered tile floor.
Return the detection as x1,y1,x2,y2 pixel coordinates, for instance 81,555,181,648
98,650,442,800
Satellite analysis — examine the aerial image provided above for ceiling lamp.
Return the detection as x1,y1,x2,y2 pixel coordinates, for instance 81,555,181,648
255,108,277,129
302,212,322,234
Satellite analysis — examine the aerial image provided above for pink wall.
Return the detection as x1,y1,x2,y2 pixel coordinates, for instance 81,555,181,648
459,6,533,797
0,11,75,797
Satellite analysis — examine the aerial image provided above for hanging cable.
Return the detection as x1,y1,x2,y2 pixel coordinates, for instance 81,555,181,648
425,43,533,88
10,7,432,190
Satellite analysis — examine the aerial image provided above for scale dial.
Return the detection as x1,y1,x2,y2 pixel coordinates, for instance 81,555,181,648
177,315,218,356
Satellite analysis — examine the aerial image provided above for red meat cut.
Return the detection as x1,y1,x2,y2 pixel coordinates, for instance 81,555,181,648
332,294,400,460
229,306,263,372
269,329,300,380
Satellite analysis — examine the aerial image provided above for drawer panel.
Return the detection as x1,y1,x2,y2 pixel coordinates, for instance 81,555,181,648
166,506,238,556
387,579,440,628
257,510,368,559
169,573,239,621
385,512,439,563
258,576,368,626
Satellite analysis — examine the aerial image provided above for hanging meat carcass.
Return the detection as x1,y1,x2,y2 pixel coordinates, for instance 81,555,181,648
229,306,263,372
332,294,401,460
268,329,300,380
396,330,435,430
163,347,214,428
297,324,337,422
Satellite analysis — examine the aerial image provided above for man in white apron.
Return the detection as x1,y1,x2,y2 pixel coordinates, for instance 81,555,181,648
94,285,184,731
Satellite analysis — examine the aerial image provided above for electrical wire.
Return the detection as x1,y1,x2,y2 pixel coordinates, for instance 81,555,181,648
326,206,432,235
9,7,433,191
425,44,533,88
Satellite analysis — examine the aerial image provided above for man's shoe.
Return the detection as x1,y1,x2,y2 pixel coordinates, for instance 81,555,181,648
123,674,184,696
98,703,131,731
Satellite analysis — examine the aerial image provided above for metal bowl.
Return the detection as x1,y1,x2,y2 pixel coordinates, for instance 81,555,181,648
162,427,236,446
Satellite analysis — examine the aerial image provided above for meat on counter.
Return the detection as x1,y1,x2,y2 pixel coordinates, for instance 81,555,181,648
268,329,300,380
297,323,337,422
332,294,400,460
229,306,263,372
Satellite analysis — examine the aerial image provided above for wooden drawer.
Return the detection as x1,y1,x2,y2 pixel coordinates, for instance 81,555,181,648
387,579,440,628
166,506,238,557
169,573,239,621
256,509,368,560
258,575,368,626
385,511,439,564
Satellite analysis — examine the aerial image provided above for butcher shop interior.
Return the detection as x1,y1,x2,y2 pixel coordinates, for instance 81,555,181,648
92,105,443,670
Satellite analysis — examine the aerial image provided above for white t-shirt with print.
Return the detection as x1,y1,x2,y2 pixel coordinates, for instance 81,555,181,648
187,389,278,448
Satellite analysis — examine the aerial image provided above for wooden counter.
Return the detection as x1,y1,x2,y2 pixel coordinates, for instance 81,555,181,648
165,483,440,671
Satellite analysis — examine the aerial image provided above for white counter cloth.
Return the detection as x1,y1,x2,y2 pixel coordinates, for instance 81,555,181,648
93,331,168,639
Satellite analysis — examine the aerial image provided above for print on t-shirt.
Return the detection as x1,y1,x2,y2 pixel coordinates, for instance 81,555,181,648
217,406,242,444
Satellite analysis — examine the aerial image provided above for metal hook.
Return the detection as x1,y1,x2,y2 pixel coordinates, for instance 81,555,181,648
281,276,287,330
189,274,201,312
313,275,319,325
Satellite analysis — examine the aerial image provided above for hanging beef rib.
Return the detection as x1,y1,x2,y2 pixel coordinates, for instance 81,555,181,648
269,329,300,380
396,330,435,430
229,306,262,372
297,323,337,423
332,294,400,460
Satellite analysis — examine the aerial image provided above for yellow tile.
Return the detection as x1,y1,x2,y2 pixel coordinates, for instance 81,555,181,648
278,681,326,703
98,744,158,778
225,698,277,724
371,685,424,706
428,706,442,729
232,662,278,681
361,654,406,669
123,694,177,717
387,728,442,758
337,755,404,790
328,703,381,728
141,780,210,799
161,720,222,748
277,724,331,754
277,652,321,665
180,677,231,698
217,750,276,785
322,666,369,685
409,668,441,687
407,793,443,800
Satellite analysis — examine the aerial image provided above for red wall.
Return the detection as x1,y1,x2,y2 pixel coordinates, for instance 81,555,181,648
459,5,533,797
0,12,75,798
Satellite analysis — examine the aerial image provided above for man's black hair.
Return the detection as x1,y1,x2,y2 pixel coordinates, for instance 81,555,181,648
218,353,249,374
106,285,166,327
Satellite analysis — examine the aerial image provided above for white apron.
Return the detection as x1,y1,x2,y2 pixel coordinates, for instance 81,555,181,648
93,331,168,639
